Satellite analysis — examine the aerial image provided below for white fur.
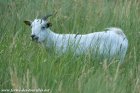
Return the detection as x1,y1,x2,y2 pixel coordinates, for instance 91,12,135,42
26,19,128,63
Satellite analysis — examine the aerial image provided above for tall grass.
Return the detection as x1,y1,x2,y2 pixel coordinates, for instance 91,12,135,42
0,0,140,93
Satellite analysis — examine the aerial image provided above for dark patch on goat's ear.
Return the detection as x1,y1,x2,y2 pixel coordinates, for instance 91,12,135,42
24,20,31,26
46,22,52,27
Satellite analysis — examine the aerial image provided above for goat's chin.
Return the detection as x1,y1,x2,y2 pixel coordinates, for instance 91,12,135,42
35,40,41,43
32,39,41,43
37,39,45,43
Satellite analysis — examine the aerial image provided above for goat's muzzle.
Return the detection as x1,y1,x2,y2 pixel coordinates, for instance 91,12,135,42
31,35,38,42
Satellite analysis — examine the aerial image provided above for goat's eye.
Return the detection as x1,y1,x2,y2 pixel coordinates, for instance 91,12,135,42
41,26,46,30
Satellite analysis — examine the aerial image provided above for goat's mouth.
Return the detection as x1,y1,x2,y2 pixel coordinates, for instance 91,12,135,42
32,37,38,42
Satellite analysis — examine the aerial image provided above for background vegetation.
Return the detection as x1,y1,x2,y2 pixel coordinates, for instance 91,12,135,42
0,0,140,93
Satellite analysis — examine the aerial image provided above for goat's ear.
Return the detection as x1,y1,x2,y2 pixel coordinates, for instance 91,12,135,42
46,22,52,27
24,20,31,26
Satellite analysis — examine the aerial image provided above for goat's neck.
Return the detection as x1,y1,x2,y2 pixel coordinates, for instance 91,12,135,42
43,28,57,48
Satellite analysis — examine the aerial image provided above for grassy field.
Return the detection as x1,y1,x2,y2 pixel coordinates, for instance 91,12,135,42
0,0,140,93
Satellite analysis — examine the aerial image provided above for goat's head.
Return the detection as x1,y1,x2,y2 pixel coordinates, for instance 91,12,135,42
24,15,52,42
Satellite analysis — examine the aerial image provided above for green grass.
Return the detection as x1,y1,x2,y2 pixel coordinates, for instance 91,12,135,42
0,0,140,93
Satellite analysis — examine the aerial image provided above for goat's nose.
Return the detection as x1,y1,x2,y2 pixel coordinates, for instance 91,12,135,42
31,35,35,38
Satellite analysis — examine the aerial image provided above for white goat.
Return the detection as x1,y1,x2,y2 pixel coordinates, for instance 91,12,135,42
24,15,128,63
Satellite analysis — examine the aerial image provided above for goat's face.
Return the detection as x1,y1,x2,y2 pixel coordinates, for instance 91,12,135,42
24,16,52,42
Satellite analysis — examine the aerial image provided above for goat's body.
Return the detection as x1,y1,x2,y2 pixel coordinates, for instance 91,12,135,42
24,18,128,63
43,27,128,62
